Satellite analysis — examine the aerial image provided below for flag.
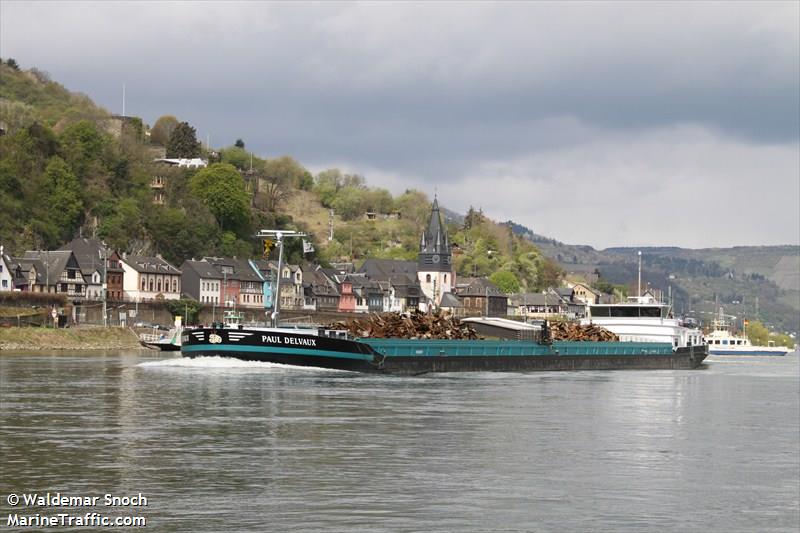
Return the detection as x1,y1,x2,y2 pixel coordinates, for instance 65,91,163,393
262,239,274,257
302,239,315,254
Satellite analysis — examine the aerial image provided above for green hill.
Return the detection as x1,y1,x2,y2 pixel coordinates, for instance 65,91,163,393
0,61,557,292
1,60,795,335
507,221,799,335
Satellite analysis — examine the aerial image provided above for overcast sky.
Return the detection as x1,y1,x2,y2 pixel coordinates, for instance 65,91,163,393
2,1,798,249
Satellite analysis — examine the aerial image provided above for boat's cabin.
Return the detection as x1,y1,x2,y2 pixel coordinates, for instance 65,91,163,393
588,304,669,319
707,338,749,346
317,328,354,341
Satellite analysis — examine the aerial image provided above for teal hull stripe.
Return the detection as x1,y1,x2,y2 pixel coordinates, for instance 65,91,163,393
182,344,374,361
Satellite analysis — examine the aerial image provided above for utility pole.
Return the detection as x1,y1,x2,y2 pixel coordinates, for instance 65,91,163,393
223,271,227,309
101,245,107,327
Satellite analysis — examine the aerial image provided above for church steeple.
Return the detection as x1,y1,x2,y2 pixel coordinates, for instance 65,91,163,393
418,195,451,272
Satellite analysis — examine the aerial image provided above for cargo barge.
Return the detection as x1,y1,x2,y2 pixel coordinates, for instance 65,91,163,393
180,325,707,374
180,230,706,373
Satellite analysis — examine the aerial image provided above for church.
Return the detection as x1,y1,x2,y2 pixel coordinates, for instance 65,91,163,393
357,195,456,312
416,196,455,309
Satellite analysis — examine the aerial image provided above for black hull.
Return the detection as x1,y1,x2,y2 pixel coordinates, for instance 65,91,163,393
183,349,379,372
141,341,181,351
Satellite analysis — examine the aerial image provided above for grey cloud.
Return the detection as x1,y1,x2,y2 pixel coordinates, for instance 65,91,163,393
2,1,798,247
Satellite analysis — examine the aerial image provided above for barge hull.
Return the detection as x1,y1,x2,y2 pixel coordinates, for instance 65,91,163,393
182,346,377,372
378,348,706,375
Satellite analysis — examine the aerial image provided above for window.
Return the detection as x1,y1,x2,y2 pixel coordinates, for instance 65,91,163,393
2,280,6,288
149,279,154,292
141,279,146,291
444,274,447,284
426,274,431,283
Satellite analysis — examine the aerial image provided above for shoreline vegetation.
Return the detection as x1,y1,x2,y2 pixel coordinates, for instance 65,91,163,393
0,326,143,351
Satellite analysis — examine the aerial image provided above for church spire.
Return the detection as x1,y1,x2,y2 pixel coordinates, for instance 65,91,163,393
418,195,452,272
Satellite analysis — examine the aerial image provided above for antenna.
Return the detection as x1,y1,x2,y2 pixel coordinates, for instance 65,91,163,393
122,83,126,116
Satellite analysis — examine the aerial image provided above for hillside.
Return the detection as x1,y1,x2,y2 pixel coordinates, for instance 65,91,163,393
1,61,795,335
0,61,558,293
507,221,800,334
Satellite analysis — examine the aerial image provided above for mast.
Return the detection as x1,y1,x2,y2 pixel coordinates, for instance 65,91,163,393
637,250,642,300
256,229,307,327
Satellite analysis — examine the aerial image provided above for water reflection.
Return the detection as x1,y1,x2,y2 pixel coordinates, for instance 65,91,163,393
1,352,797,532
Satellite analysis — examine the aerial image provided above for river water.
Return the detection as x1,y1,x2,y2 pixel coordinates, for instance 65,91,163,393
1,351,798,532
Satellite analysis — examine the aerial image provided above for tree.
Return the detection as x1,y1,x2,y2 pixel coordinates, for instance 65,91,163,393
150,115,179,146
234,138,245,148
42,156,83,241
221,146,250,170
58,120,106,178
745,320,770,346
189,163,250,231
0,100,36,135
5,58,20,70
394,189,430,225
166,121,201,158
98,198,143,251
257,156,307,210
331,187,367,220
535,257,564,291
314,168,344,207
165,298,202,325
489,271,521,294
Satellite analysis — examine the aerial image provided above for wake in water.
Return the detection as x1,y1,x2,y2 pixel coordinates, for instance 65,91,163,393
137,356,347,373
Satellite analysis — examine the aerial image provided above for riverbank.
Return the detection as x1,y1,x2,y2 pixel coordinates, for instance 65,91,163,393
0,327,143,351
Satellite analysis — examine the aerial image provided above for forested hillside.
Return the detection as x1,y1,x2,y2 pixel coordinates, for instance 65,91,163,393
1,60,795,334
507,221,800,335
0,61,561,293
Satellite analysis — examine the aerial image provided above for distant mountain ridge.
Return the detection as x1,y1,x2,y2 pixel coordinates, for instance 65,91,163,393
505,220,799,334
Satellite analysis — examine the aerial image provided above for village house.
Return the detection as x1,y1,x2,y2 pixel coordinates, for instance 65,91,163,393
337,276,357,313
21,250,87,299
278,264,304,310
453,277,507,317
357,259,423,312
568,281,602,306
8,258,39,292
201,257,241,308
231,258,266,309
120,255,181,301
510,291,571,320
58,238,125,301
250,259,277,310
0,246,13,291
301,266,340,312
180,259,224,304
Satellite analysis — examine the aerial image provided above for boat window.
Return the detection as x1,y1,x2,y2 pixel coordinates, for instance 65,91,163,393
722,340,728,345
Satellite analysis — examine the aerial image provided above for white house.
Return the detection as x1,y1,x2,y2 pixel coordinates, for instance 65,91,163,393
0,246,14,291
121,255,181,301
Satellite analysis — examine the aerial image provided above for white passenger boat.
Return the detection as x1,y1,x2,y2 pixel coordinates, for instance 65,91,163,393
581,294,705,349
704,311,790,356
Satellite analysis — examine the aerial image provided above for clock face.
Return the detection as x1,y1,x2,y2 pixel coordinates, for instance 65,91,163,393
432,254,440,263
